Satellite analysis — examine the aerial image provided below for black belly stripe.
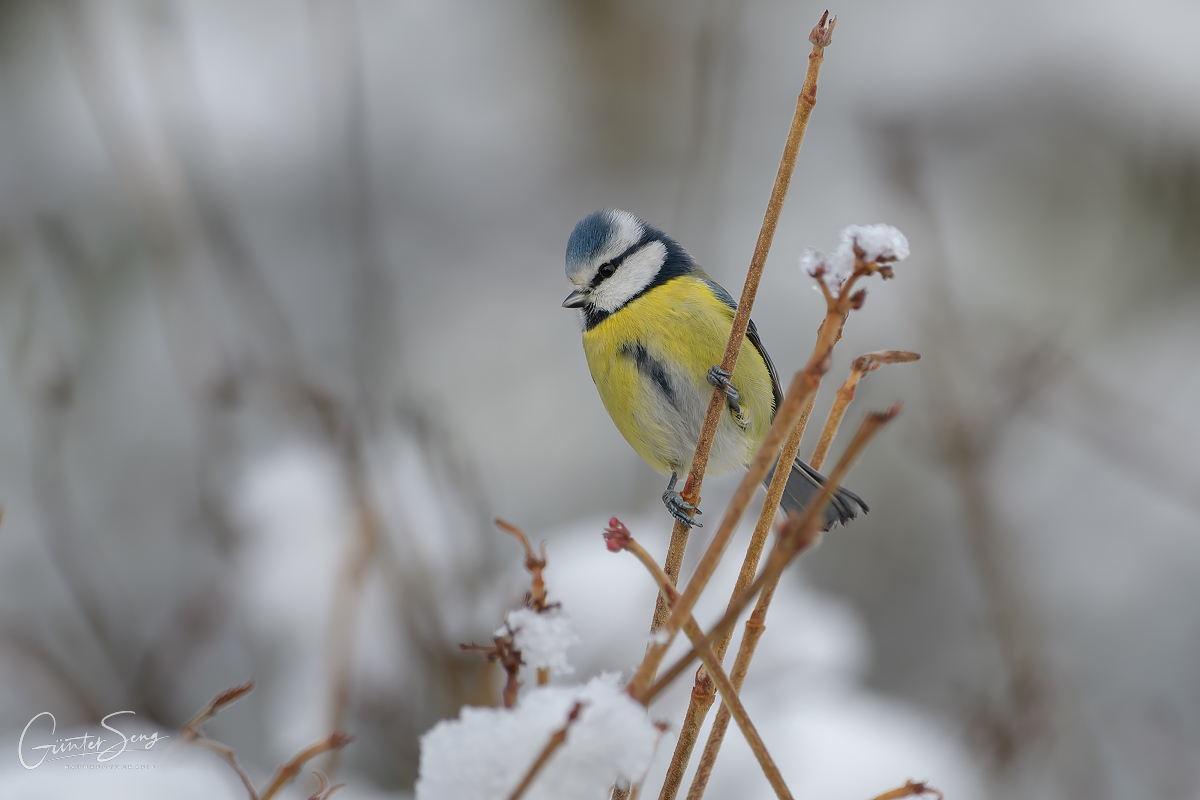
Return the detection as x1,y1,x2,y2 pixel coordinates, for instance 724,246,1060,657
621,343,679,411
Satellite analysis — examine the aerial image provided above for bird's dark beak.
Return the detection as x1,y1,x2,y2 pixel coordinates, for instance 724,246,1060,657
562,289,588,309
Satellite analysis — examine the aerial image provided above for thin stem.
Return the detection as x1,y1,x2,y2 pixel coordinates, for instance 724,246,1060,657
192,738,259,800
496,519,549,609
649,9,837,633
868,780,943,800
630,362,825,697
508,702,586,800
687,360,915,800
811,351,919,470
610,524,795,799
656,376,816,800
260,733,355,800
180,680,255,734
640,407,899,705
665,407,810,800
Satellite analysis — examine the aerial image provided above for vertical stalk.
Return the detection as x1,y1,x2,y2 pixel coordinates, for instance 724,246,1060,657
648,11,838,634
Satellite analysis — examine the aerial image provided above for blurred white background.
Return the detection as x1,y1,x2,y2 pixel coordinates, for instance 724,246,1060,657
0,0,1198,798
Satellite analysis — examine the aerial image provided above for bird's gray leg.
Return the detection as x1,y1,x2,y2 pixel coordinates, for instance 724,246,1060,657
707,366,745,422
662,471,702,528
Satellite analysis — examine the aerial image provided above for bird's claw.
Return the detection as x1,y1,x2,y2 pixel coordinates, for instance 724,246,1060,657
707,366,742,416
662,472,702,528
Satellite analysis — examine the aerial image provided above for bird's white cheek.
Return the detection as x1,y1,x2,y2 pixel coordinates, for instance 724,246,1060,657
590,241,667,313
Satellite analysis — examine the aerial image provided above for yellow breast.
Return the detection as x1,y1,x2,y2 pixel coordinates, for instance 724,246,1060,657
581,276,776,476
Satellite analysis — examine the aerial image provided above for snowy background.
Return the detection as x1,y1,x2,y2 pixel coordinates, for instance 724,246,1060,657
0,0,1198,798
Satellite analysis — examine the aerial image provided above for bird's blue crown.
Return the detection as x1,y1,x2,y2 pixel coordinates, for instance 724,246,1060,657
565,210,619,271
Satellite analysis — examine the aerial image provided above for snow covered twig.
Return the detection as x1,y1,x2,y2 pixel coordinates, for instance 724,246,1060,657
507,702,586,800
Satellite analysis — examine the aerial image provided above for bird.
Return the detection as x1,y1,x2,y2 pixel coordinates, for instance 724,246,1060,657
562,209,866,531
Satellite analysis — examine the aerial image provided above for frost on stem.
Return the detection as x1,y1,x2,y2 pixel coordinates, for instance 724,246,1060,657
801,223,910,294
503,607,580,677
415,675,661,800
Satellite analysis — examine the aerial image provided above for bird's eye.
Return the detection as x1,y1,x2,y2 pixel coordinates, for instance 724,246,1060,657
598,262,616,279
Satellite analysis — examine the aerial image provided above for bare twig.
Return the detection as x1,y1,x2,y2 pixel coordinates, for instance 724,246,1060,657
496,519,549,611
305,771,347,800
811,351,919,469
178,682,352,800
190,737,259,799
461,636,523,709
260,733,356,800
324,455,383,747
868,780,943,800
508,702,586,800
629,357,826,697
180,680,255,734
607,521,795,800
641,406,900,704
661,410,808,799
686,359,915,797
496,519,552,685
649,8,837,633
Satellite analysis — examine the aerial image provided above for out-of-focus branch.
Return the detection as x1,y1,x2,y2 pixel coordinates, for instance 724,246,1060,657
497,519,549,611
649,9,837,636
867,780,943,800
180,682,353,800
496,519,552,685
461,635,523,709
508,702,586,800
260,733,356,800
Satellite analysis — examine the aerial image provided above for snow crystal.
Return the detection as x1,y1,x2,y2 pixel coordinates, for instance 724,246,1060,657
802,224,909,293
504,607,580,676
844,223,910,265
416,675,660,800
647,628,670,647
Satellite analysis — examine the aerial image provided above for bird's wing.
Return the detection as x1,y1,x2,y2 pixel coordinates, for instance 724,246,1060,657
698,272,785,415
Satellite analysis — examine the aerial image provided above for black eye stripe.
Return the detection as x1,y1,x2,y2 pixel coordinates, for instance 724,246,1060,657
590,233,657,289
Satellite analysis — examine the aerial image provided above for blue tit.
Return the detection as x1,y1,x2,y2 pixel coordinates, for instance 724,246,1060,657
562,209,866,530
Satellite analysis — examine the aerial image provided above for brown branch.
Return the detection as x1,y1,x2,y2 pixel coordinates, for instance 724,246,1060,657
649,8,837,633
496,519,549,611
178,683,352,800
629,359,826,698
260,733,355,800
811,351,919,470
640,406,899,705
305,771,347,800
607,521,795,800
180,680,255,734
178,682,258,798
868,780,943,800
662,405,812,799
496,519,552,686
191,738,259,799
461,635,523,709
635,171,907,705
323,456,382,767
686,359,914,798
508,702,586,800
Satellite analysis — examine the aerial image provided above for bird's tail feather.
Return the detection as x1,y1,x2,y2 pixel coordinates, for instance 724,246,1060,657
764,457,868,531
